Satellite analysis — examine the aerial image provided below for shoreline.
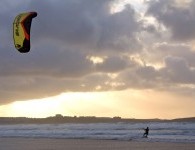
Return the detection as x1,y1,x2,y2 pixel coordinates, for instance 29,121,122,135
0,137,195,150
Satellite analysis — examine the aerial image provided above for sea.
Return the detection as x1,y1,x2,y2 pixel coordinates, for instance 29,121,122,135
0,122,195,143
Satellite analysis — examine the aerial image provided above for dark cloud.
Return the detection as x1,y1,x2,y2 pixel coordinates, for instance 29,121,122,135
95,56,130,73
152,43,195,67
29,0,141,53
115,55,195,94
0,42,93,78
0,0,142,104
136,65,158,80
160,56,195,84
146,0,195,41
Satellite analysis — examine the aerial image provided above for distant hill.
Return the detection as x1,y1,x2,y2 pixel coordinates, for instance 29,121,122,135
171,117,195,122
0,115,194,124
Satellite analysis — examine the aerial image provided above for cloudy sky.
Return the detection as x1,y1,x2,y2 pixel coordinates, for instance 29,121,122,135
0,0,195,119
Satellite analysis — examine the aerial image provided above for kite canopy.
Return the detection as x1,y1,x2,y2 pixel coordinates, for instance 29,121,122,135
13,12,37,53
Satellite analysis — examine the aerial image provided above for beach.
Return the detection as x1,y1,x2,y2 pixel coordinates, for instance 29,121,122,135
0,138,195,150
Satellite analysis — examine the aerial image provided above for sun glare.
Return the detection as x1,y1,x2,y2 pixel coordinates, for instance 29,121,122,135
10,96,63,118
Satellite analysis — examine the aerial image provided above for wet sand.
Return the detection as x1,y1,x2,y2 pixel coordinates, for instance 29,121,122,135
0,138,195,150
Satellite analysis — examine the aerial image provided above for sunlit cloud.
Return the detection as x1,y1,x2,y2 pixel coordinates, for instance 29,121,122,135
87,56,105,64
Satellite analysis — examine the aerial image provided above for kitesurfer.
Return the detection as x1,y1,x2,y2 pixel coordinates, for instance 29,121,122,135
143,127,149,138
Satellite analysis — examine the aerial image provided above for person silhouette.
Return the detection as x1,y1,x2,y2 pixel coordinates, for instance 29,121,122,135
143,127,149,138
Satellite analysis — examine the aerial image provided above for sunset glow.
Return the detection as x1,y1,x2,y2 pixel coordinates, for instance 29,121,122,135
0,89,194,119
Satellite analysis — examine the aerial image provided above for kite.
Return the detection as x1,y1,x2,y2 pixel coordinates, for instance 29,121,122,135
13,12,37,53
